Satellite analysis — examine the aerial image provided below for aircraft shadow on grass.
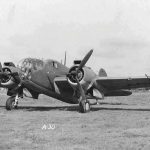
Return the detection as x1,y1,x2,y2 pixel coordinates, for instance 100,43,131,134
1,102,150,112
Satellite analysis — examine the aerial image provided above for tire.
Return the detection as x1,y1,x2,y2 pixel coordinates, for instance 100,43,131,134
79,100,90,113
85,102,90,112
6,96,16,110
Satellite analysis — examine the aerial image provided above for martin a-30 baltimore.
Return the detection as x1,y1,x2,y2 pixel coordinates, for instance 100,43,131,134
0,50,150,113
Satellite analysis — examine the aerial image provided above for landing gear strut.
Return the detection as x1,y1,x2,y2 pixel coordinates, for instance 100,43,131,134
6,94,19,110
79,99,90,113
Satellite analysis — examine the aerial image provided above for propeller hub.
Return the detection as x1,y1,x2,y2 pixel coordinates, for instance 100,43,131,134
67,65,84,83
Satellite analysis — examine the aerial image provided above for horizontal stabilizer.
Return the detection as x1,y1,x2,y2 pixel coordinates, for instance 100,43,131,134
99,68,107,77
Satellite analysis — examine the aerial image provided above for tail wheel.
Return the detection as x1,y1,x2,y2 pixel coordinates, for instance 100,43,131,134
79,100,90,113
6,96,16,110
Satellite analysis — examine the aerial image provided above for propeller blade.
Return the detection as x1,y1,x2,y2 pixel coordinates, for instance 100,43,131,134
75,77,86,100
10,72,21,84
77,49,93,72
0,62,3,72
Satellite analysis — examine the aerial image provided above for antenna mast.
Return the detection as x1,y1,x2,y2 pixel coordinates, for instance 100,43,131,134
64,51,66,66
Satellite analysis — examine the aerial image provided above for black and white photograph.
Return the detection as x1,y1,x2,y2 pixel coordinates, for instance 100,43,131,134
1,0,150,149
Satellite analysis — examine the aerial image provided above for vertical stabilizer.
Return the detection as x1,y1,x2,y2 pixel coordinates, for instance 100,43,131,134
99,68,107,77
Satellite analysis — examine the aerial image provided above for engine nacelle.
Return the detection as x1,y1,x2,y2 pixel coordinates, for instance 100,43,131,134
0,67,17,88
3,62,16,67
67,65,97,91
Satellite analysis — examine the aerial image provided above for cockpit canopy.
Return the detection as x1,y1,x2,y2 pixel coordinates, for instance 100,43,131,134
17,58,44,72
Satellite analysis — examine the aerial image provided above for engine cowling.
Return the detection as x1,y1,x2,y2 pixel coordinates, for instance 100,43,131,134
67,65,97,91
0,67,17,88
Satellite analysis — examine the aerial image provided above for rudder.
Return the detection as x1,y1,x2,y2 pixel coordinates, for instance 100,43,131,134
99,68,107,77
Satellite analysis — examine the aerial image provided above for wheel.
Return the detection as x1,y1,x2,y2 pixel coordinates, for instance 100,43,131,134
85,102,90,112
6,96,16,110
79,100,90,113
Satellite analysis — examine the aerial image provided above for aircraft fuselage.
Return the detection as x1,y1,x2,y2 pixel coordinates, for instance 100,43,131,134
16,58,77,103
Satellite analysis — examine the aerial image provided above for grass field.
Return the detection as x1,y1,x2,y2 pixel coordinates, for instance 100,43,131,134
0,92,150,150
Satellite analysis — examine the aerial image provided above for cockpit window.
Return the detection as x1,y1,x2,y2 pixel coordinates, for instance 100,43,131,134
17,58,44,72
46,60,59,69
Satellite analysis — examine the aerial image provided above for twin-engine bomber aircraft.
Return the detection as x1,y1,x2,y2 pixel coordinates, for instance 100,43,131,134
0,50,150,113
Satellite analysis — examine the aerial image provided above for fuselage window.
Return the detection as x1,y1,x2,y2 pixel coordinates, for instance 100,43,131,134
52,62,58,69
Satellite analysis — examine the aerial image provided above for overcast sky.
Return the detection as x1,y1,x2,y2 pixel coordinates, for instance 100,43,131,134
0,0,150,76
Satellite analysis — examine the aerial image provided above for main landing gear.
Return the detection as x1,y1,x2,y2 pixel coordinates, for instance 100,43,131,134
6,94,19,110
79,99,91,113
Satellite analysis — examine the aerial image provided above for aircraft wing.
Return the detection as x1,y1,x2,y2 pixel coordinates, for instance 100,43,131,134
93,76,150,91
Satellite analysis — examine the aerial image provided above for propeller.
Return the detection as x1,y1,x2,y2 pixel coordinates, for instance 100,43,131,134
0,62,2,72
0,63,23,97
67,49,93,78
10,72,21,84
76,49,93,73
7,72,23,96
0,64,11,83
75,76,86,100
67,49,93,112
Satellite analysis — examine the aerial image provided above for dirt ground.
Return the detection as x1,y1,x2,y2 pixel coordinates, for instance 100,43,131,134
1,92,150,150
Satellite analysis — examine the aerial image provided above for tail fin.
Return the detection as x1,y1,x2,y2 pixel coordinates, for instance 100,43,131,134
60,51,67,66
99,68,107,77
